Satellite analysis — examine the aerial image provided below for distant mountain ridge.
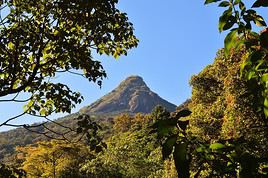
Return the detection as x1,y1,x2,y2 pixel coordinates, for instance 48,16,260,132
80,75,176,115
0,75,177,162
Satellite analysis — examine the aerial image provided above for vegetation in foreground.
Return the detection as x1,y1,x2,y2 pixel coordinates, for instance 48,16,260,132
2,49,268,177
1,0,268,177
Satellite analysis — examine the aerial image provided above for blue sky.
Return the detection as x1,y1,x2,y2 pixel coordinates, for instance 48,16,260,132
1,1,267,131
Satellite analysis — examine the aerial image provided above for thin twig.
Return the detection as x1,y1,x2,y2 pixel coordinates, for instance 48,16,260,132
0,112,27,127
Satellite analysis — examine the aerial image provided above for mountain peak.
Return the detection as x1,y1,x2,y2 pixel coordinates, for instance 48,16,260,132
80,75,176,115
117,75,149,91
120,75,145,84
124,75,144,81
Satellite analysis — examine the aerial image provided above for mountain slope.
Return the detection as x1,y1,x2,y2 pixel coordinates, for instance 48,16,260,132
80,76,176,114
0,75,177,162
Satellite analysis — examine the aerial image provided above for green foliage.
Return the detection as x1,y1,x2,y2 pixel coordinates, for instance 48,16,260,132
0,164,26,178
153,49,268,177
204,0,268,118
151,106,191,178
173,142,190,178
112,113,133,132
252,0,268,7
0,0,138,120
209,143,225,150
76,114,107,153
0,113,107,164
81,113,165,178
189,49,268,177
82,130,162,177
16,140,93,178
3,112,178,177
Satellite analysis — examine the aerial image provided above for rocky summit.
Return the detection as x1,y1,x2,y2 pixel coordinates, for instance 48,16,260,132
80,76,176,115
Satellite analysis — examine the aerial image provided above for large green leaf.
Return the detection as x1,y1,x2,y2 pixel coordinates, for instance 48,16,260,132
253,15,267,27
252,0,268,8
261,73,268,83
178,120,190,131
209,143,226,150
218,8,234,32
239,1,246,10
218,1,230,7
263,98,268,117
151,119,177,137
234,0,241,5
175,109,192,119
173,143,190,178
224,30,238,56
162,135,177,160
264,107,268,118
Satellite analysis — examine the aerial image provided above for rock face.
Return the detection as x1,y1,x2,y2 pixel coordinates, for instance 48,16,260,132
80,76,176,115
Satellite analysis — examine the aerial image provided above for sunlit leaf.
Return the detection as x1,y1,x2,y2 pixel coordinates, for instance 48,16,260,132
264,98,268,108
8,41,15,50
209,143,226,150
234,0,241,5
254,16,267,27
204,0,221,5
261,73,268,83
247,70,256,80
40,108,47,116
196,145,206,153
264,107,268,118
224,30,238,56
218,1,230,7
239,2,246,10
218,8,233,32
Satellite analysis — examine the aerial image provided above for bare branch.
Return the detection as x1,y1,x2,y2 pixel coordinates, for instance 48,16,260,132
26,113,78,141
0,93,32,103
44,116,75,132
2,122,47,129
0,112,27,127
23,125,65,141
42,125,67,139
67,70,86,78
0,4,7,11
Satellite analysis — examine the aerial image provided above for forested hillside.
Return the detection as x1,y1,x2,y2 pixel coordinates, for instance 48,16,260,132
1,0,268,177
0,113,80,163
0,75,177,166
2,110,180,177
3,49,268,177
187,49,268,177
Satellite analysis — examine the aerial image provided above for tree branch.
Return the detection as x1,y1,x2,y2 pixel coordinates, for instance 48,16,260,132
0,92,32,103
0,112,27,127
0,22,50,97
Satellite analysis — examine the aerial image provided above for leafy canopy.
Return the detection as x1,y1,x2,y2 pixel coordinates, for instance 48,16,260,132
16,140,93,178
0,0,138,123
204,0,268,117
